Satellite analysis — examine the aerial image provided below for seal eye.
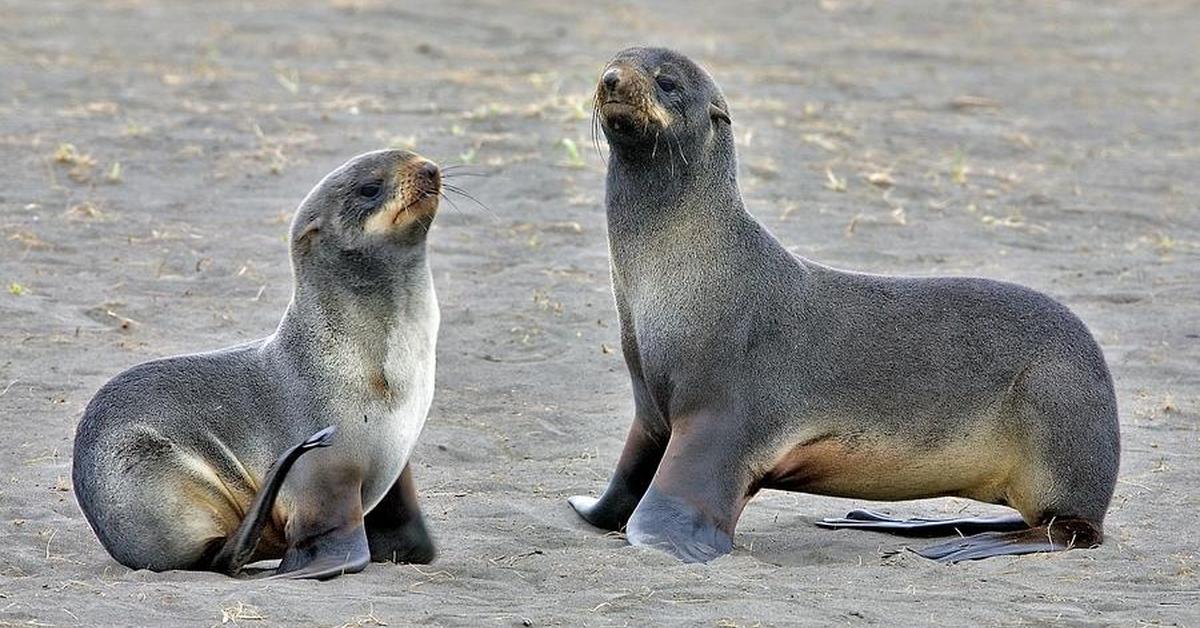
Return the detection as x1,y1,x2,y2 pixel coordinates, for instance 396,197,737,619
656,75,678,92
357,182,383,198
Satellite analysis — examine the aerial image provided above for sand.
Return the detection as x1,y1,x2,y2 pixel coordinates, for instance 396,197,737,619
0,0,1197,625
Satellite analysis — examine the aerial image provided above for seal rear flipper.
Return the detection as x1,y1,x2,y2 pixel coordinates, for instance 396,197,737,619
365,464,435,564
569,418,667,531
816,509,1029,538
912,517,1102,563
209,426,338,575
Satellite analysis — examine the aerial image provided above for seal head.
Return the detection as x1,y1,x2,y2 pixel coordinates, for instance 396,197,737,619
596,47,732,153
289,149,441,295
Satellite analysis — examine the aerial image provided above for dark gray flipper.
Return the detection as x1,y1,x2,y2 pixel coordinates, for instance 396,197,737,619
209,425,337,575
272,521,370,580
914,517,1102,563
816,509,1029,538
269,461,373,580
623,415,749,564
626,486,733,563
365,464,435,564
817,510,1103,563
569,418,667,531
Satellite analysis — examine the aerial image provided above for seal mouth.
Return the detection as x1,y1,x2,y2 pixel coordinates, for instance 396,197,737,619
384,184,440,227
599,100,655,135
599,100,638,117
393,190,439,223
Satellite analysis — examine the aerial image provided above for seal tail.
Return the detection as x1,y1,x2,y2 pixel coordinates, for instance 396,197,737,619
209,425,337,575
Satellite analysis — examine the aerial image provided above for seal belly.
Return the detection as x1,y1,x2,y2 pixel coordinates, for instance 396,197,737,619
761,428,1016,504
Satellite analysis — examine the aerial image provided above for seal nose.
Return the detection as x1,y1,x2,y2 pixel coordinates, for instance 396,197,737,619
601,67,621,93
417,160,440,189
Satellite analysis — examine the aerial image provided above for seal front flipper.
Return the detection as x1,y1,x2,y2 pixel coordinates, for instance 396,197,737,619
209,426,337,575
270,461,372,581
272,469,371,580
913,518,1102,563
626,486,733,563
624,417,751,564
365,464,435,564
569,417,667,531
816,509,1028,538
273,522,370,580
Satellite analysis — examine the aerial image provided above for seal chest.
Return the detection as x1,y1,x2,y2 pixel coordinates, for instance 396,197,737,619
355,283,439,512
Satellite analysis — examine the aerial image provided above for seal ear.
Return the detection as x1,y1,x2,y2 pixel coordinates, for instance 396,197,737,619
296,220,321,255
708,102,731,126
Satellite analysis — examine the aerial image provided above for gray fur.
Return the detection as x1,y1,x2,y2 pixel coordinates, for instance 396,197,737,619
73,149,439,573
572,47,1119,562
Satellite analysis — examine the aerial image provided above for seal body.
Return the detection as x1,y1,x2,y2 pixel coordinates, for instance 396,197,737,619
568,47,1119,563
73,149,443,578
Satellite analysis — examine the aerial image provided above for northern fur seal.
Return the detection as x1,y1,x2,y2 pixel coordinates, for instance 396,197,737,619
568,47,1120,563
73,149,443,579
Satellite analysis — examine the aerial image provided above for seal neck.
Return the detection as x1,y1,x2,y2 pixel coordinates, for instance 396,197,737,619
271,246,435,379
605,131,745,251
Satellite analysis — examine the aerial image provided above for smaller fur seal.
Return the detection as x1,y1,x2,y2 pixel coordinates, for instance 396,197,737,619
73,149,444,579
568,47,1120,564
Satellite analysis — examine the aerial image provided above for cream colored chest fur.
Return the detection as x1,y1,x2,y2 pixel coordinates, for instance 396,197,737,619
324,289,439,512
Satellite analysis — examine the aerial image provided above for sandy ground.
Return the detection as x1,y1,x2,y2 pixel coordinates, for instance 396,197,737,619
1,0,1197,625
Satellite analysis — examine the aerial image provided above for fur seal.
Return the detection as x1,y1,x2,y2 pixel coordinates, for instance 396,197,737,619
73,149,443,579
568,47,1120,563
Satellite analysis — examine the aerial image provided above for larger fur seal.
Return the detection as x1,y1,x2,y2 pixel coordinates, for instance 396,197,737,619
568,47,1120,563
73,149,443,579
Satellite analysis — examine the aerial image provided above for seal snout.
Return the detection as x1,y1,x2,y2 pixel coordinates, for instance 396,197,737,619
409,158,441,205
362,154,442,234
596,64,637,110
396,157,441,219
410,159,442,210
596,62,670,135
